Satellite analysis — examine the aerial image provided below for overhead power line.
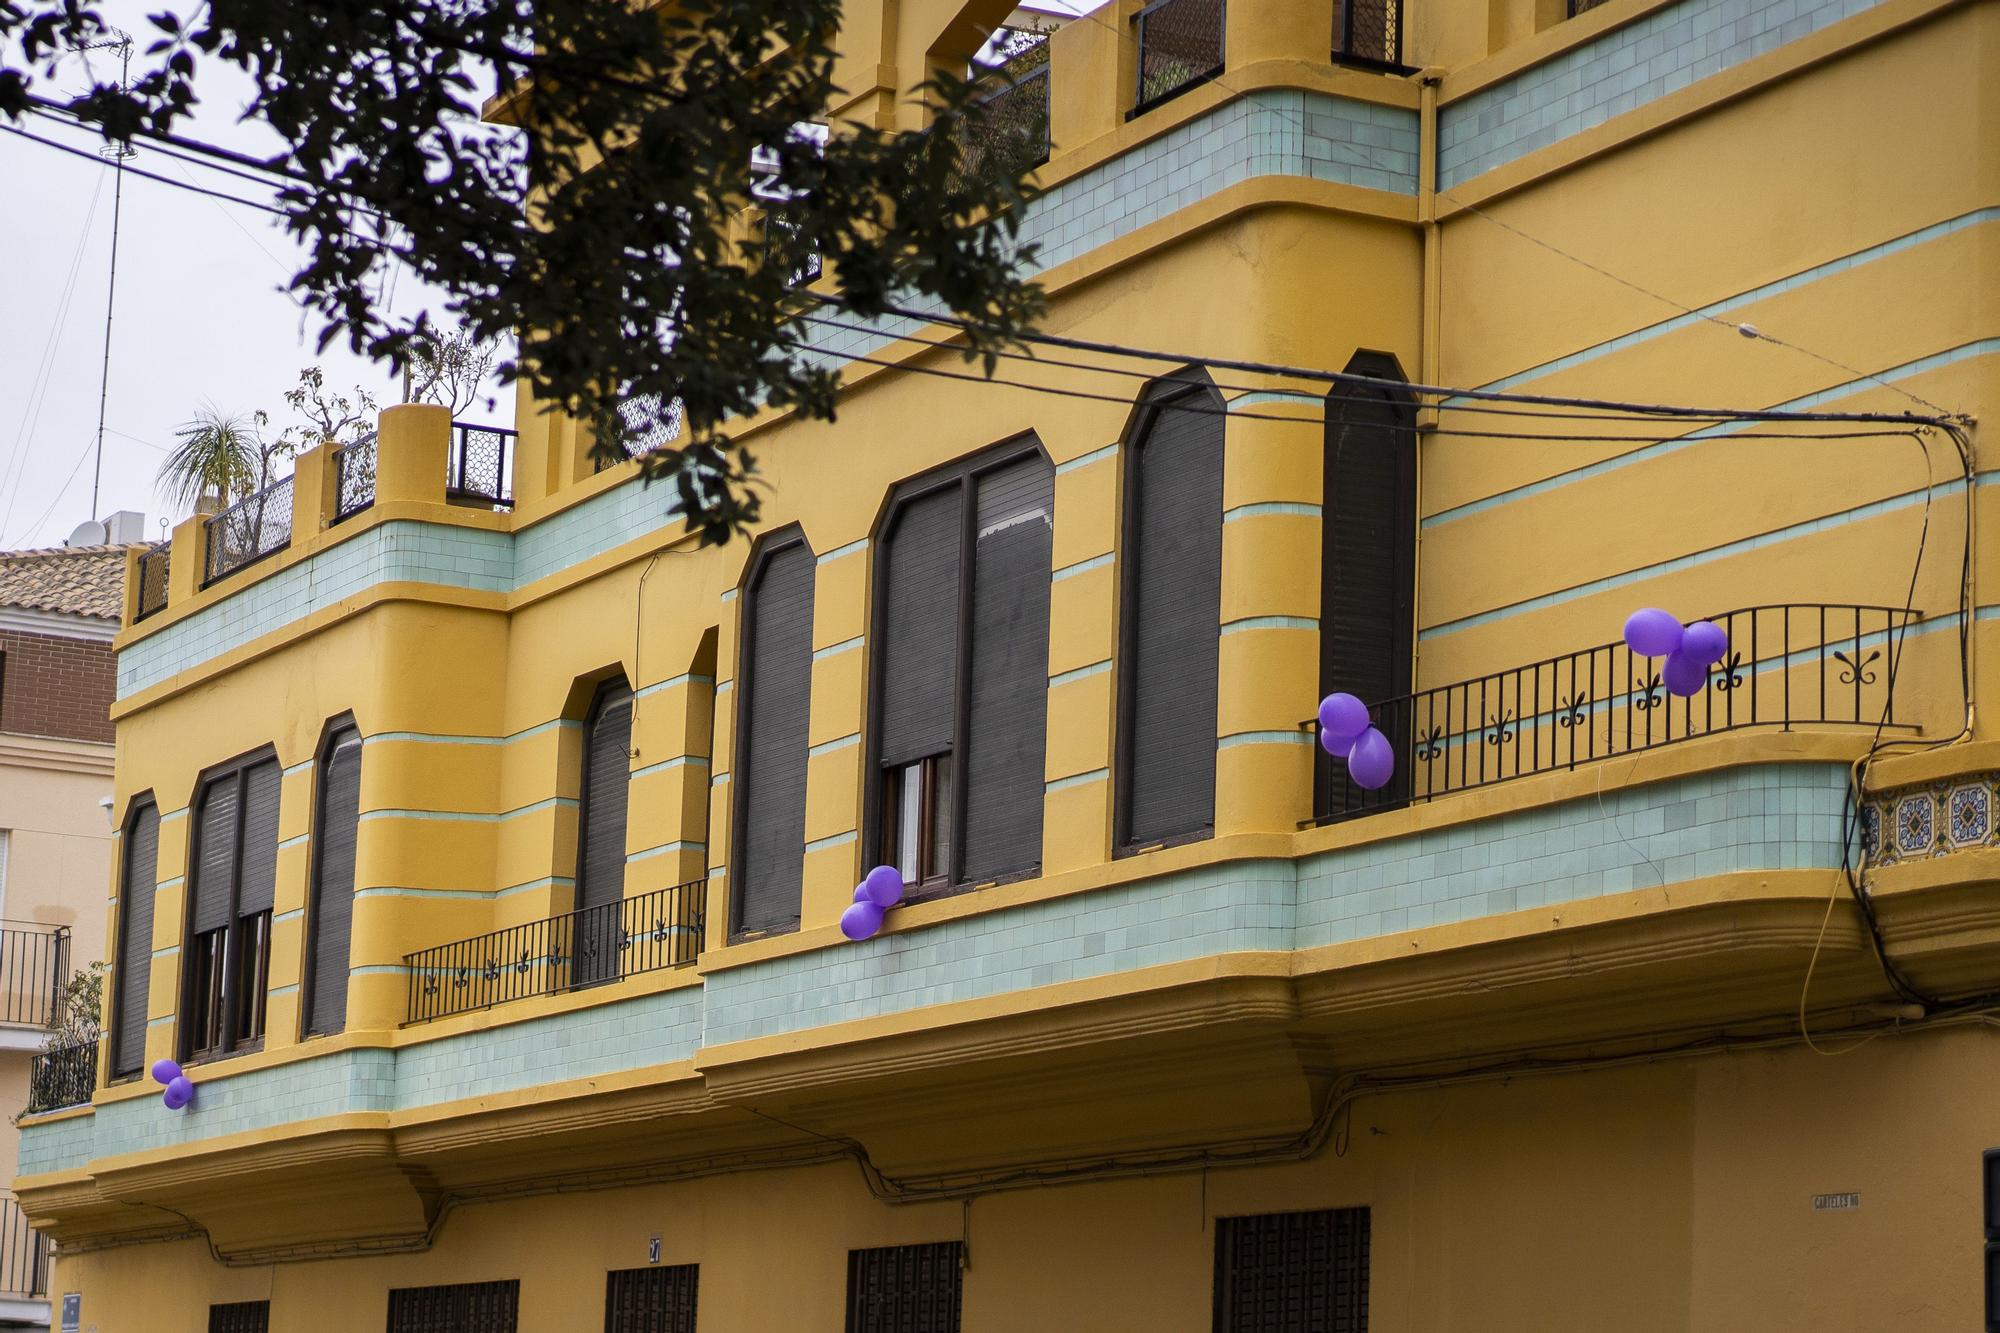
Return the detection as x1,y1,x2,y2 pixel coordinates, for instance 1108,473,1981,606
0,122,290,216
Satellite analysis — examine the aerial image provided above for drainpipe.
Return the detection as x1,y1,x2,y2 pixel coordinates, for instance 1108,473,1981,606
1414,69,1446,686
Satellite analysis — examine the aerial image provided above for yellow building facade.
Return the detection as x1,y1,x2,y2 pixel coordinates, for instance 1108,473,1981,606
18,0,2000,1326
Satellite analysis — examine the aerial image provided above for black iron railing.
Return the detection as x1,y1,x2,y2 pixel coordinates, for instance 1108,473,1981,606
1133,0,1225,114
1310,603,1921,825
0,1200,46,1299
404,879,705,1024
1333,0,1404,67
203,475,294,586
134,542,169,621
27,1038,95,1114
333,436,377,524
447,422,515,508
0,925,68,1029
959,63,1050,181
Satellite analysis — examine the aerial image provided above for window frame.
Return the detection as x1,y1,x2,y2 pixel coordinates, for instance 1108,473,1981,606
301,715,361,1039
862,435,1051,903
108,792,160,1082
729,529,817,942
178,746,280,1065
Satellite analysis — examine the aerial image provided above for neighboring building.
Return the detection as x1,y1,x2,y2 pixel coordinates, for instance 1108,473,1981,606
15,0,1998,1329
0,526,142,1330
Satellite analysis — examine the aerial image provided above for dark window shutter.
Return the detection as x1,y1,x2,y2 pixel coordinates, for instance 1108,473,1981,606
208,1301,270,1333
234,760,282,917
190,776,240,934
111,801,159,1077
1318,364,1416,814
735,540,815,934
877,488,963,768
605,1265,700,1333
1120,380,1225,848
846,1241,963,1333
577,683,634,915
1213,1208,1371,1333
306,729,362,1036
960,456,1053,883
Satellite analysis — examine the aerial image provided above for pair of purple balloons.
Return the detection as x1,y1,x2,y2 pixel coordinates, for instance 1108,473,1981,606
150,1058,194,1111
840,865,906,941
1623,608,1729,698
1317,693,1394,791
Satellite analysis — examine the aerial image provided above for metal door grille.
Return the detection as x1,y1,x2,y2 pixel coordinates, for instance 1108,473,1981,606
845,1242,962,1333
387,1280,520,1333
209,1301,270,1333
1214,1208,1370,1333
605,1265,699,1333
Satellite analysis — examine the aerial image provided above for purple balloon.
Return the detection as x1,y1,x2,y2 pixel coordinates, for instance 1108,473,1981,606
861,864,905,909
1623,608,1684,658
1317,693,1370,749
1682,620,1728,667
839,901,884,942
150,1058,182,1086
162,1075,194,1111
852,884,873,904
1346,726,1395,791
1662,648,1708,698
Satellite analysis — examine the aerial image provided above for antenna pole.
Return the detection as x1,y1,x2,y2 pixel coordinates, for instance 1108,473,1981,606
89,35,134,524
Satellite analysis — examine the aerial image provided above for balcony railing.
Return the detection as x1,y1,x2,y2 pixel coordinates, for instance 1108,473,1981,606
447,421,516,508
1333,0,1404,68
26,1038,95,1115
0,925,68,1029
1133,0,1224,115
958,64,1050,181
405,879,705,1024
332,436,377,524
1310,603,1921,825
134,541,169,621
203,474,295,586
0,1200,47,1301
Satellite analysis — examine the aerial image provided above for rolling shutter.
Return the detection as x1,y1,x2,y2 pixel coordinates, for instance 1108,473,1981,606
876,488,962,768
1120,382,1225,848
1321,377,1415,708
735,540,815,934
190,776,240,934
577,683,634,915
306,729,362,1036
1213,1208,1371,1333
234,759,282,917
111,800,159,1076
960,456,1053,883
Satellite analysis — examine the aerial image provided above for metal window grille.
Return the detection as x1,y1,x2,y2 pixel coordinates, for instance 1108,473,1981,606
1310,603,1919,826
333,437,378,524
1132,0,1225,114
845,1242,962,1333
203,475,295,586
957,62,1050,181
605,1265,699,1333
405,878,706,1024
0,924,69,1029
1214,1208,1370,1333
386,1280,520,1333
27,1037,95,1114
446,422,516,507
135,542,170,620
0,1199,48,1300
1332,0,1404,67
209,1300,271,1333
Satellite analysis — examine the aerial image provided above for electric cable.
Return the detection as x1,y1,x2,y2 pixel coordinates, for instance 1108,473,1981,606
0,122,290,215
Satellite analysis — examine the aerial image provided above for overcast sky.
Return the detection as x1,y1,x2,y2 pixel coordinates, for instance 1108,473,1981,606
0,0,508,551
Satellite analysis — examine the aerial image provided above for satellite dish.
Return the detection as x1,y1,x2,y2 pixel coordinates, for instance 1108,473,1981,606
66,520,108,548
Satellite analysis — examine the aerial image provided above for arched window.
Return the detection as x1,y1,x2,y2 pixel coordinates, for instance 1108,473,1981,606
732,535,816,936
1318,353,1417,811
183,750,282,1060
870,443,1053,890
109,797,159,1078
303,722,361,1037
575,678,634,981
1116,372,1225,852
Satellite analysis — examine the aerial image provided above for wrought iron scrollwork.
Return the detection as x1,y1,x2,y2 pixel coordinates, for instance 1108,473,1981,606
1557,692,1589,728
1632,671,1663,710
1484,710,1515,747
1415,726,1446,762
1712,651,1746,691
1833,647,1881,686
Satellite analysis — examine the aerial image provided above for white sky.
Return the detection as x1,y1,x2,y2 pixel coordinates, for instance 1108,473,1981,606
0,0,507,550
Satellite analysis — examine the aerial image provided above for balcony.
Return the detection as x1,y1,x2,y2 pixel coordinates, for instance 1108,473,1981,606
1132,0,1225,115
328,420,515,526
0,1199,47,1322
405,879,705,1024
0,925,69,1041
26,1038,96,1115
133,542,169,622
1333,0,1407,69
202,475,295,587
958,34,1051,181
1311,603,1917,825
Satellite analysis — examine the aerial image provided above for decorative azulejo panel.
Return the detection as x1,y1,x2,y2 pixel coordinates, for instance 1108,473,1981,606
1866,773,2000,866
